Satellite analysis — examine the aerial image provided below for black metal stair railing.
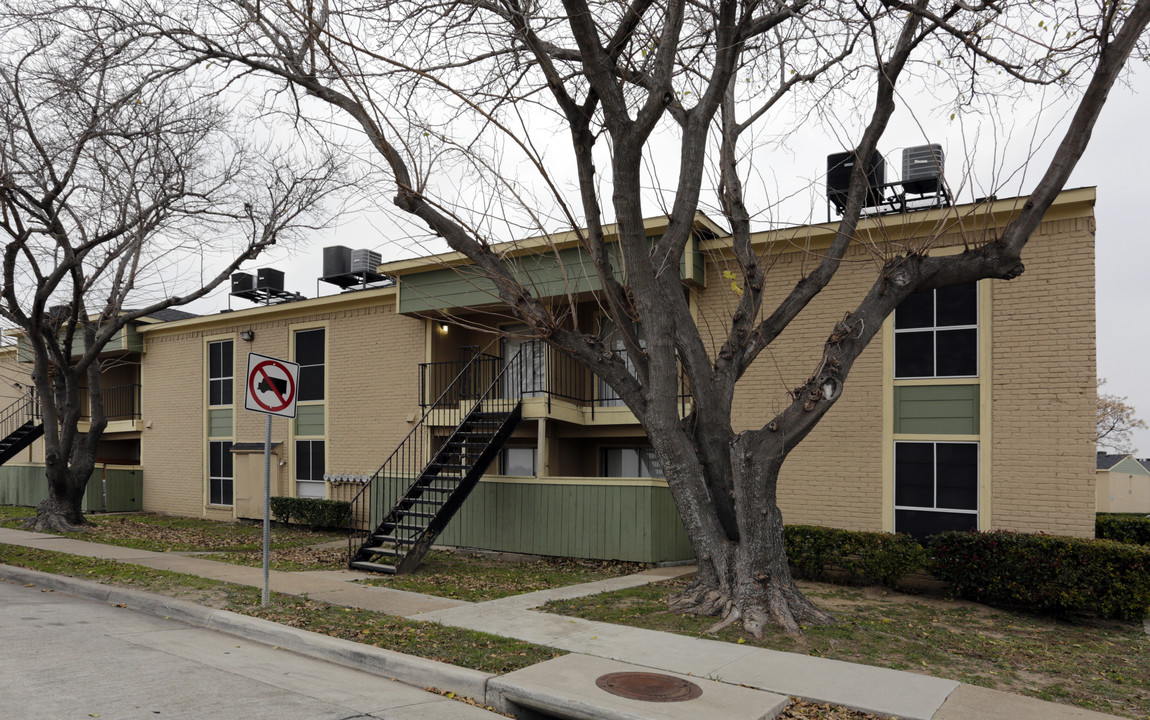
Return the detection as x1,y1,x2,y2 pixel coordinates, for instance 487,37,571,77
347,350,521,570
0,389,43,466
0,389,40,438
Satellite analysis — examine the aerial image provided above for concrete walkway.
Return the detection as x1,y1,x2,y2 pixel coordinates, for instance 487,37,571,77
0,526,1124,720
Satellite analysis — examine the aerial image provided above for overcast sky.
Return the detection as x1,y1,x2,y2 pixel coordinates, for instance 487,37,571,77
192,62,1150,455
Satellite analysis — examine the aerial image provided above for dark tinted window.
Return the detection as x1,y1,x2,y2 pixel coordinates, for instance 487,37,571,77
936,329,977,377
894,442,935,507
894,331,934,378
936,443,978,510
295,329,325,401
295,440,325,481
894,290,933,329
936,283,977,326
895,509,977,542
208,341,233,406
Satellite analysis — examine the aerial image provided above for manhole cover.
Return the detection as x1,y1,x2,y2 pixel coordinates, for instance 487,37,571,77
595,672,703,702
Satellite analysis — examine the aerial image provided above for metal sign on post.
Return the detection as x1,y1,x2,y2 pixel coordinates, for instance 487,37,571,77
244,353,300,607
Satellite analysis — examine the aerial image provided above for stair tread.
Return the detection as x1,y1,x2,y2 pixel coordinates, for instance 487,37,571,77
350,560,397,574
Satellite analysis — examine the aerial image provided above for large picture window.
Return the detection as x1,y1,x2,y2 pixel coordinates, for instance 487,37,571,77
601,447,664,479
894,282,977,378
208,440,234,506
894,441,977,540
295,440,325,499
208,340,233,406
295,328,325,402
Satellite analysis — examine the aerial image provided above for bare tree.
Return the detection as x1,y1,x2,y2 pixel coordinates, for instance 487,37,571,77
1098,379,1146,454
0,4,345,532
148,0,1150,633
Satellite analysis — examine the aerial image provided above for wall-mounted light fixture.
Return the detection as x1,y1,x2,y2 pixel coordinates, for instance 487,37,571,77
240,330,255,342
439,322,449,334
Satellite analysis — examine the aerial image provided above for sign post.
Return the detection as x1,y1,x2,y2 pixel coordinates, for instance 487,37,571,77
244,353,299,607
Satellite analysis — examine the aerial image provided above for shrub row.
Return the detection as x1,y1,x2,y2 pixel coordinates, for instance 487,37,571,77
270,497,350,530
784,525,1150,620
929,530,1150,620
784,525,927,587
1095,513,1150,546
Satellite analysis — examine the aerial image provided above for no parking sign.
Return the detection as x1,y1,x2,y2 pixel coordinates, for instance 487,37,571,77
244,353,299,418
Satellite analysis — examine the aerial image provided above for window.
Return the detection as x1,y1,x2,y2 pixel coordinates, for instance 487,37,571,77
501,446,536,476
295,328,325,402
208,340,233,406
894,441,977,540
295,440,325,499
601,447,663,478
208,440,234,506
894,282,977,378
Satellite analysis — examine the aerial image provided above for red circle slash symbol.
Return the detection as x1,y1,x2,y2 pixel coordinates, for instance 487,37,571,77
249,360,296,413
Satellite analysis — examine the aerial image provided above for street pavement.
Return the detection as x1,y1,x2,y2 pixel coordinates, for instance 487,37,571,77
0,577,501,719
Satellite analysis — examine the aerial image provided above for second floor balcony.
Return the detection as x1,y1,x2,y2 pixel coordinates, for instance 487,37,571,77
418,342,689,425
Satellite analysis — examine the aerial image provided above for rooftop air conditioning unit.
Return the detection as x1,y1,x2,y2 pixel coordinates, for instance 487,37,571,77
902,144,944,194
231,272,255,294
256,268,284,292
350,249,382,275
322,246,352,278
827,150,885,212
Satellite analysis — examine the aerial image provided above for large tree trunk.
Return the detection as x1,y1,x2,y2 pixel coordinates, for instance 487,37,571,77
27,458,91,532
665,434,832,636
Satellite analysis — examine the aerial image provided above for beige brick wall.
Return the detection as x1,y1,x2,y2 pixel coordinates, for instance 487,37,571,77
140,295,425,518
140,328,210,517
696,241,886,531
693,204,1096,537
990,215,1096,536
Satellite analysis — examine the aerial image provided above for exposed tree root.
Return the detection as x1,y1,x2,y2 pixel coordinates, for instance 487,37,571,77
22,509,89,534
670,577,834,638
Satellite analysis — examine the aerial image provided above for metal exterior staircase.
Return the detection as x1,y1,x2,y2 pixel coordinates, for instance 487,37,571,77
348,353,522,575
0,391,42,466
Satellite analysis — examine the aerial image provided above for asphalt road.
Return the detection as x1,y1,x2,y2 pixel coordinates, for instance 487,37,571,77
0,578,501,719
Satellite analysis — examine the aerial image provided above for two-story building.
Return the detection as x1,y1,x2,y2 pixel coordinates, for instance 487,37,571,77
0,187,1099,564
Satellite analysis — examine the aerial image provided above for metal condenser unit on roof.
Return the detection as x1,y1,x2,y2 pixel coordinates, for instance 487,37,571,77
350,249,382,274
322,245,352,278
901,144,944,194
826,150,886,213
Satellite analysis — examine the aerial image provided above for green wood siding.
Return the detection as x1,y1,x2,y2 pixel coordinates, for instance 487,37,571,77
894,384,980,435
1108,457,1150,476
208,408,233,438
15,323,142,361
0,464,141,512
295,404,325,436
399,237,704,314
366,476,693,563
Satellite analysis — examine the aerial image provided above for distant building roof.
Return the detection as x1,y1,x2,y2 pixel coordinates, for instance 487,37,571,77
1097,452,1129,471
143,308,198,323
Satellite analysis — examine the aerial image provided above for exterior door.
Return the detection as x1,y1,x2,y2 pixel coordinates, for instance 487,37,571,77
502,326,545,398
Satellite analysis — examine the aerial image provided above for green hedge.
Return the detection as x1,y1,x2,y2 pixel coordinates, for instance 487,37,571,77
270,497,350,530
1095,513,1150,546
929,530,1150,620
785,525,927,587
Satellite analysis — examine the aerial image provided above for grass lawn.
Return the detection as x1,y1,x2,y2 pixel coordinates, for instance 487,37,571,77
542,577,1150,719
1,507,345,552
358,549,648,602
0,544,558,675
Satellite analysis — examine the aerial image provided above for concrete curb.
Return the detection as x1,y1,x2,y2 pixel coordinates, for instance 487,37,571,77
0,564,494,702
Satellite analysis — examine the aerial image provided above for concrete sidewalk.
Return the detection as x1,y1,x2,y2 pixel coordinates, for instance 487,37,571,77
0,526,1124,720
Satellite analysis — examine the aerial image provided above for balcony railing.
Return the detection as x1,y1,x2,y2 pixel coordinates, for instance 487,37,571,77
419,341,690,417
79,383,142,422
